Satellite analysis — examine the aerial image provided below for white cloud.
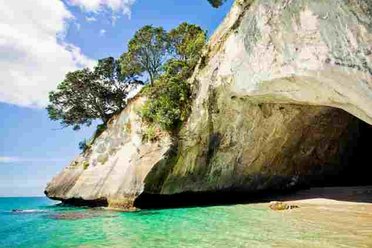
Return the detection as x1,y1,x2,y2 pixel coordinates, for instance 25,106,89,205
99,29,106,36
0,0,95,108
85,16,97,22
0,156,64,164
111,15,120,26
68,0,136,17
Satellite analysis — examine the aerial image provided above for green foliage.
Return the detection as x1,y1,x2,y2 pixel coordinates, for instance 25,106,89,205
140,75,191,131
48,22,206,148
78,123,106,152
119,26,169,85
47,57,140,130
79,139,91,152
142,125,158,142
207,0,227,8
95,123,107,135
139,23,206,134
82,161,89,170
168,23,207,65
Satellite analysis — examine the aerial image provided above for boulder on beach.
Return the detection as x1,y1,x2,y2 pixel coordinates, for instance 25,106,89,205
269,201,299,211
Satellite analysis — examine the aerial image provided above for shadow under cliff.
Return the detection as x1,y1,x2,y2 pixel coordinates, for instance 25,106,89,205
135,116,372,209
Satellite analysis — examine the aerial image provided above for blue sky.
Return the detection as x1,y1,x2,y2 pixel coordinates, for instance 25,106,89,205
0,0,234,196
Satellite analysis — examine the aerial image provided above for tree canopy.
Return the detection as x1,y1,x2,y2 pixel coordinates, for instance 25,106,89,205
139,23,206,133
168,23,207,65
120,26,169,85
47,22,206,135
207,0,227,8
119,23,206,86
47,57,139,130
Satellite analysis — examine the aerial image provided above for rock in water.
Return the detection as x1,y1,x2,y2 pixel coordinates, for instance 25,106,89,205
45,0,372,209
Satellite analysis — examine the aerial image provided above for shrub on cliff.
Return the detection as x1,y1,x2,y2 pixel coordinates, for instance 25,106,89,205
207,0,227,8
139,23,206,134
140,63,191,131
47,22,205,147
78,124,107,152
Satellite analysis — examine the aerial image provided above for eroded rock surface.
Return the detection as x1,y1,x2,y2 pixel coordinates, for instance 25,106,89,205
141,0,372,197
201,0,372,124
45,97,172,208
45,0,372,209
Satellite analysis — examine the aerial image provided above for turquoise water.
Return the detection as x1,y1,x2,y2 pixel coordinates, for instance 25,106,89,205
0,197,371,248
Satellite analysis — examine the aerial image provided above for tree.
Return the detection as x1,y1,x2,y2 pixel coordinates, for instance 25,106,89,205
207,0,227,8
120,25,169,85
140,63,192,131
168,22,207,65
139,23,207,133
47,57,139,130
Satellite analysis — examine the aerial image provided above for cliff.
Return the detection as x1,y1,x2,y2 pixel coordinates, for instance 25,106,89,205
45,97,172,208
45,0,372,209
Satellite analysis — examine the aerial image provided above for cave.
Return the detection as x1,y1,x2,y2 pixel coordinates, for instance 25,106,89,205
134,106,372,209
327,117,372,187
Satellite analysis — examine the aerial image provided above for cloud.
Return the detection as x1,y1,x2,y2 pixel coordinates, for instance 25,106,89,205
68,0,136,17
0,0,95,108
85,16,97,22
0,156,64,164
111,15,120,26
99,29,106,36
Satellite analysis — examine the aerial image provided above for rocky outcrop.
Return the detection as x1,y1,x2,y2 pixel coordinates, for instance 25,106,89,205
45,97,172,208
202,0,372,124
144,101,360,195
269,201,298,211
45,0,372,209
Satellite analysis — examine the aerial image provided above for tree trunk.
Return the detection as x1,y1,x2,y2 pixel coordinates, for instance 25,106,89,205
149,72,154,85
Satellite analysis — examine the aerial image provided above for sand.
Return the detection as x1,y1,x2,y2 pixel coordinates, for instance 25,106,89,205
265,186,372,247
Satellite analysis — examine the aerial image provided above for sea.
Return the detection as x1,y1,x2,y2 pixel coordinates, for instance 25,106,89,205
0,196,371,248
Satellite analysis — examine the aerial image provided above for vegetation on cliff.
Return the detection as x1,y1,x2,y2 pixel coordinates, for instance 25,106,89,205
139,23,206,135
47,22,206,146
46,0,222,133
119,26,169,86
207,0,227,8
47,57,142,131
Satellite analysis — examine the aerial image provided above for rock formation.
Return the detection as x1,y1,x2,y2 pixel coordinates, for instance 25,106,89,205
45,0,372,209
45,97,172,208
269,201,298,211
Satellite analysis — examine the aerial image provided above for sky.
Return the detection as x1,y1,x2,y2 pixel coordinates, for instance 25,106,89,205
0,0,234,196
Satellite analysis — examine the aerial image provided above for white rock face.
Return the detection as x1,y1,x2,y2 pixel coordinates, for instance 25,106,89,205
45,97,172,208
198,0,372,124
145,0,372,196
45,0,372,209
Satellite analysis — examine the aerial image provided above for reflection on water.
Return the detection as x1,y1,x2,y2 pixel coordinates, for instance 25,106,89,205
0,193,371,248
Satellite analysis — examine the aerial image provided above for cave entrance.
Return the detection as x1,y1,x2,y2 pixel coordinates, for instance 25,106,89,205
134,105,372,209
328,116,372,186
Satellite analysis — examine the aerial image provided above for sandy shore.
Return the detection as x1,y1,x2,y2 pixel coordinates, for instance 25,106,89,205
277,185,372,205
265,186,372,247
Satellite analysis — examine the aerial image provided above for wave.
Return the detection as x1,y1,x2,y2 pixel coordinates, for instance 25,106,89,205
11,209,49,214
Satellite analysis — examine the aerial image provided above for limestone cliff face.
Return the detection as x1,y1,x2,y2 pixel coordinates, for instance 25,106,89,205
144,0,372,194
45,97,172,208
45,0,372,208
200,0,372,124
